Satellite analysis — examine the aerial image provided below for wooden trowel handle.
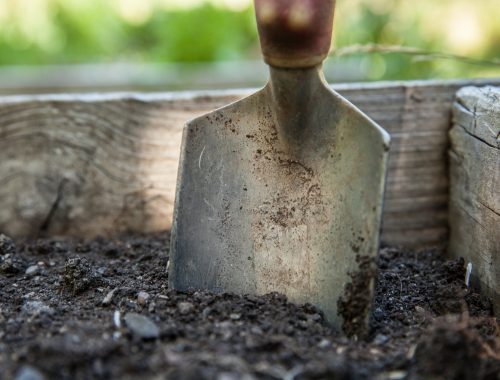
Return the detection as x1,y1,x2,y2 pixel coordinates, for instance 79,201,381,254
254,0,335,68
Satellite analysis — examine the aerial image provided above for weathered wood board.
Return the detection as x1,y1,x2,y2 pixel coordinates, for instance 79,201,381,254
449,86,500,313
0,79,499,248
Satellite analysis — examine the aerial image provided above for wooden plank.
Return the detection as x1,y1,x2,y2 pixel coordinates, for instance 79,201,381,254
382,194,448,213
448,86,500,314
381,227,448,249
453,86,500,148
0,79,499,249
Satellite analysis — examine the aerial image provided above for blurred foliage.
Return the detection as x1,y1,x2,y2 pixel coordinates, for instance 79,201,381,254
0,0,498,81
333,0,500,80
0,0,258,64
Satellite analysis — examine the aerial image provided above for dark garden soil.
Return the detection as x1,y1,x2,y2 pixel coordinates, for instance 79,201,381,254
0,232,499,380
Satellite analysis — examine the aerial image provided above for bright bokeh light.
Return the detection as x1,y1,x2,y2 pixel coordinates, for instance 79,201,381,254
445,5,483,55
159,0,252,11
115,0,155,25
113,0,251,24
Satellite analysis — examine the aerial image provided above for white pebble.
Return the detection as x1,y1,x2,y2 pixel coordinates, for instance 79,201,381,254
465,262,473,288
113,310,121,329
25,265,39,276
137,291,150,305
178,301,194,315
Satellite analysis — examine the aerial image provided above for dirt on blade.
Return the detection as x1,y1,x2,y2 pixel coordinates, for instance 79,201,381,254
337,254,377,339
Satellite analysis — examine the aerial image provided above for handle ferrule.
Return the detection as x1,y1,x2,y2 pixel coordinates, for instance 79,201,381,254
255,0,335,68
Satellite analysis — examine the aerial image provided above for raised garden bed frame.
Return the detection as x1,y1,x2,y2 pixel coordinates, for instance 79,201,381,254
0,78,498,311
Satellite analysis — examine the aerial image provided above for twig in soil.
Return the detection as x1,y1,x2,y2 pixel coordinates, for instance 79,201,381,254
395,272,403,294
102,288,118,306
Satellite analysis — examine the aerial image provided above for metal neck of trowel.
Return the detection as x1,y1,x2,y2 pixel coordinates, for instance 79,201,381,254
255,0,335,153
266,66,327,152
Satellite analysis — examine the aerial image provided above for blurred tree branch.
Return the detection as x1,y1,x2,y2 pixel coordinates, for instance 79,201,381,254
332,44,500,67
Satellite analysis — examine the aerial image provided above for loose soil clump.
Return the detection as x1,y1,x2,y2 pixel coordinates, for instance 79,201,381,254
0,233,498,380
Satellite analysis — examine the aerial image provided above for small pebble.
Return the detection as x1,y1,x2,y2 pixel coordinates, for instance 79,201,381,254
113,310,121,328
137,291,150,306
124,312,159,339
22,300,54,316
15,365,46,380
318,338,331,348
177,301,194,315
25,265,39,276
148,301,156,313
250,326,263,335
415,306,426,315
374,334,389,345
386,370,408,380
202,307,212,318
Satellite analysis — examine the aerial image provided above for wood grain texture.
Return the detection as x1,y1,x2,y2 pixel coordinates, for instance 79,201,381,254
449,86,500,313
1,79,499,248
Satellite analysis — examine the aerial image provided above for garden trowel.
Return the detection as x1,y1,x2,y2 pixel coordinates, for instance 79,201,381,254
170,0,390,335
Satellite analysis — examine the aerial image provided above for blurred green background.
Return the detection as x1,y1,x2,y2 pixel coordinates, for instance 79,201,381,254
0,0,499,92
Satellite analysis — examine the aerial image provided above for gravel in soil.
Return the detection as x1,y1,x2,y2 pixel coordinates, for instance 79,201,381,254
0,233,499,380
